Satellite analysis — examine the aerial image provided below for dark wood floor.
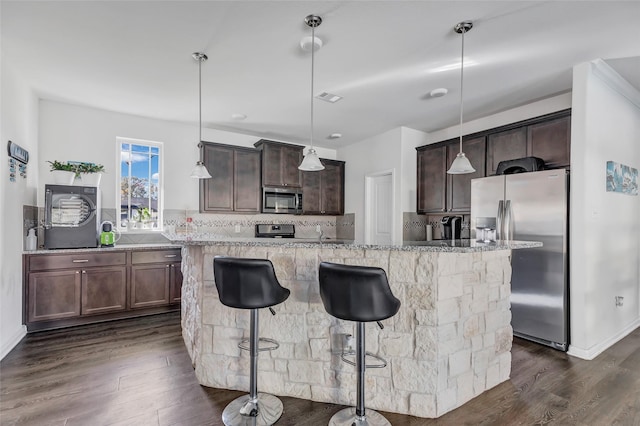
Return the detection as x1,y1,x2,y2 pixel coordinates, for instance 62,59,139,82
1,312,639,426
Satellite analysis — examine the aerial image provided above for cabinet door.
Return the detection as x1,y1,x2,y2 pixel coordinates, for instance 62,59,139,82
417,146,447,214
527,115,571,168
281,145,303,187
234,149,261,213
261,144,283,187
201,144,234,212
302,170,322,214
447,137,486,212
28,270,81,322
486,128,527,175
130,265,170,308
321,161,344,215
169,263,183,304
81,266,127,315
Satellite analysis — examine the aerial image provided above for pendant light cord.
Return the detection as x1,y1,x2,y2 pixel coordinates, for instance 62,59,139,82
199,56,203,149
458,27,465,154
309,23,315,151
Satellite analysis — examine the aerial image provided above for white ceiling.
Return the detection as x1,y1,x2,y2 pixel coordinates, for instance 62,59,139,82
2,1,639,148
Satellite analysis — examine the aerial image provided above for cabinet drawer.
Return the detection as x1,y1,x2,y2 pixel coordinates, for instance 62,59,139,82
131,249,182,264
28,252,127,271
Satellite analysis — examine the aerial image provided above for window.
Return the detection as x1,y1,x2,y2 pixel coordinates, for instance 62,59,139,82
117,137,163,231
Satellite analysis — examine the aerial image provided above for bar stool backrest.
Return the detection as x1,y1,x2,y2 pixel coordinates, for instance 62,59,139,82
213,256,290,309
318,262,401,322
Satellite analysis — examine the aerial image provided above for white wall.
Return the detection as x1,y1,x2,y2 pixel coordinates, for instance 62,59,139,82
400,127,429,212
1,64,39,359
568,60,640,359
38,100,336,210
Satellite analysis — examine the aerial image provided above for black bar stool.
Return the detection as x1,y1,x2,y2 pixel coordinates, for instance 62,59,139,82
318,262,401,426
214,256,291,426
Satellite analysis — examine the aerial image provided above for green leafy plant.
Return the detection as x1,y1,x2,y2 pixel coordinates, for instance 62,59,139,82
78,163,105,174
139,207,151,222
47,160,77,173
48,161,105,176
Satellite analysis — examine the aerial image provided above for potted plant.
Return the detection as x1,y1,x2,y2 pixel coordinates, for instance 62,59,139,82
138,207,152,229
76,162,105,187
47,160,77,185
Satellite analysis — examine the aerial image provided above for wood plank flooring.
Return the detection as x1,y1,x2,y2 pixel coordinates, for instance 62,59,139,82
1,312,639,425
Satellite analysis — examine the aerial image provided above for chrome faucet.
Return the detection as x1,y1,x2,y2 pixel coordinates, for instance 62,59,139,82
318,229,325,244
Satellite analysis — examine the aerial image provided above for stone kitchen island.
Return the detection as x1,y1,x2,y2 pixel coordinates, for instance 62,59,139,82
163,234,540,418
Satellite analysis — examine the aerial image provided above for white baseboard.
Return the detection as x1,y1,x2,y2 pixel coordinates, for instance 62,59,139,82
1,325,27,361
568,319,640,360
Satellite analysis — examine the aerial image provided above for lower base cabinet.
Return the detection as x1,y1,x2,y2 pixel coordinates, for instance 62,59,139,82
23,248,182,331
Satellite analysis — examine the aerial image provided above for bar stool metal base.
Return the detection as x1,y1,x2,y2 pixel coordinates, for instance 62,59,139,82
328,407,391,426
222,393,283,426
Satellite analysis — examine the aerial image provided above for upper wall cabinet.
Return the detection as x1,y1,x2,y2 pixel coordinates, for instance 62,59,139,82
486,112,571,175
302,159,345,215
417,109,571,214
254,140,303,188
200,142,261,213
416,137,486,214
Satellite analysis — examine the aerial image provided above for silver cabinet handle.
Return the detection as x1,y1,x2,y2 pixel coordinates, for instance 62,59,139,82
504,200,512,241
166,265,170,268
164,254,177,258
72,259,89,263
44,189,52,229
496,200,504,240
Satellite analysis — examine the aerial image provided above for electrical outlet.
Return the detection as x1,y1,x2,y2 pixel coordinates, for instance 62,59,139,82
615,296,624,307
234,224,241,233
316,225,322,233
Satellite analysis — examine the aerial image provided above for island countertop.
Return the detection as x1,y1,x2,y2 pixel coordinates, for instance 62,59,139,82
162,232,541,252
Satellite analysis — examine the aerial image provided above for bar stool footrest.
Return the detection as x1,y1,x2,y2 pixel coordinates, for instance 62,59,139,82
340,351,387,368
238,337,279,352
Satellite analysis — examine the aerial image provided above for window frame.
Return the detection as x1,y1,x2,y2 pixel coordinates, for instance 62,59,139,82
116,137,164,232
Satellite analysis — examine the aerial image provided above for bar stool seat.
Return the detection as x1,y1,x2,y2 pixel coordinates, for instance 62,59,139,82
319,262,401,426
214,256,290,426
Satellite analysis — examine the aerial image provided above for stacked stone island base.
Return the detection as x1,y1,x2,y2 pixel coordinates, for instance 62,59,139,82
172,238,536,418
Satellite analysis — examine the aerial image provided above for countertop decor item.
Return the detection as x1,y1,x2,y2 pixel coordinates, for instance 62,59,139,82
190,52,212,179
447,21,476,175
47,160,77,184
298,14,325,172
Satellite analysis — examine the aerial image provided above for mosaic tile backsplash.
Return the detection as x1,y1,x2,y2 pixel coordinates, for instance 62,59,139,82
23,205,354,248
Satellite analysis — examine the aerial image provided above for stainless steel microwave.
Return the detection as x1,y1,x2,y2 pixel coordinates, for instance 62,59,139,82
262,187,302,214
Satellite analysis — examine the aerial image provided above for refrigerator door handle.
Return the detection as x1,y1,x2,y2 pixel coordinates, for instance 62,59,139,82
44,189,52,230
496,200,504,240
504,200,512,241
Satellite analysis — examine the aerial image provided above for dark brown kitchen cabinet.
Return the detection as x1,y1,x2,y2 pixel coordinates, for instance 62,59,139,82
416,145,448,213
485,113,571,174
200,142,261,213
81,266,127,315
23,248,182,331
302,159,345,215
130,264,170,308
254,140,303,188
27,270,81,322
486,128,527,175
528,115,571,169
447,137,486,212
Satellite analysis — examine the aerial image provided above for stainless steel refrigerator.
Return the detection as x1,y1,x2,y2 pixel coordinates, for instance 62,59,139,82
471,169,569,351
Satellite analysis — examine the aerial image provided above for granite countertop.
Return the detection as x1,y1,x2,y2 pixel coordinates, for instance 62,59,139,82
161,232,541,253
23,243,181,255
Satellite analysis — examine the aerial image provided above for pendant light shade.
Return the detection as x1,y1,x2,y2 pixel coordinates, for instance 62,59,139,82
298,14,325,172
447,21,475,175
190,52,212,179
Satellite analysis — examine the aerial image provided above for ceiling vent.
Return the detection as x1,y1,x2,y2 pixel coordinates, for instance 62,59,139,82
316,92,342,103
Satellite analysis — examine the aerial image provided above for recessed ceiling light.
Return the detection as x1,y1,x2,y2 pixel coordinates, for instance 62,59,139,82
316,92,342,103
231,113,247,120
430,88,448,98
328,133,342,139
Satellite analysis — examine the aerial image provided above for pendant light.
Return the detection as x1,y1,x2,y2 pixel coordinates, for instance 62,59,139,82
447,21,476,175
298,14,325,171
190,52,212,179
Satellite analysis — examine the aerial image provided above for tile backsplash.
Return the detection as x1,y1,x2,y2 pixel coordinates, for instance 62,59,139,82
23,205,353,247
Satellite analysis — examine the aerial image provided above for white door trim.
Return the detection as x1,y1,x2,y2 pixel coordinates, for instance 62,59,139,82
364,169,396,245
